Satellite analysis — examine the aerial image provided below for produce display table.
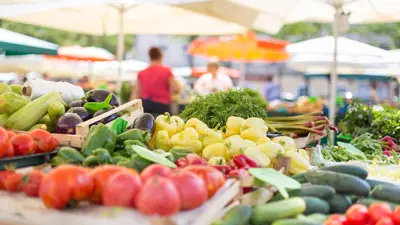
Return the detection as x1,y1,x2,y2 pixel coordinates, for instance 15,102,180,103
0,179,239,225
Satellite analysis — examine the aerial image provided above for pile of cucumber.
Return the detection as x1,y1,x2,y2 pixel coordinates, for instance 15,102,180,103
214,164,400,225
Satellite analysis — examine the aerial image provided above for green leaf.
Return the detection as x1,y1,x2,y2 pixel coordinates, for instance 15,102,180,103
83,93,113,112
337,142,367,160
109,118,128,135
248,168,301,199
131,145,177,168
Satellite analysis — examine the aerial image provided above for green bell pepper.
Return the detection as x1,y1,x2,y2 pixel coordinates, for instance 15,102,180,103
51,147,85,166
117,153,152,172
169,148,194,162
82,148,113,167
117,129,150,144
123,139,147,148
82,124,117,156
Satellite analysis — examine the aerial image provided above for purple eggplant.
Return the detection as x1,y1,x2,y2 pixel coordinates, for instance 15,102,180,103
85,89,119,107
69,107,92,121
56,113,83,134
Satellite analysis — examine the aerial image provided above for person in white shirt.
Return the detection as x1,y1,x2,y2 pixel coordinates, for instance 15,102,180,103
194,58,233,96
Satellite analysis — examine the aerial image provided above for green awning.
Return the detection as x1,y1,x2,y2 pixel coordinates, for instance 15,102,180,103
0,28,58,55
305,73,395,81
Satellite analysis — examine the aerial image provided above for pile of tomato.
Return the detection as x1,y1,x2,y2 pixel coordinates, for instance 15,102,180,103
0,164,226,216
325,203,400,225
0,127,60,158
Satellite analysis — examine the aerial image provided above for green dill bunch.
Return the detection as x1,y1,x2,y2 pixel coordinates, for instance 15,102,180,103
180,88,268,129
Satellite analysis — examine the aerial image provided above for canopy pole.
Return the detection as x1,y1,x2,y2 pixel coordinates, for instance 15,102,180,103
116,5,125,91
329,7,340,135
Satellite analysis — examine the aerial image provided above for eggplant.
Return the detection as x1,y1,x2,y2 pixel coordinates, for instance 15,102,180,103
93,108,119,124
85,89,119,106
133,113,155,134
70,99,86,108
69,107,92,121
56,113,83,134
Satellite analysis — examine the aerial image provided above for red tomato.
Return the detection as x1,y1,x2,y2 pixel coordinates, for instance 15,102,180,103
140,164,171,183
49,138,60,151
39,165,93,209
20,170,44,197
0,170,16,189
89,165,131,204
4,172,22,192
183,165,226,198
376,217,395,225
369,203,393,224
346,204,370,225
169,170,207,210
7,130,16,140
324,221,345,225
5,142,14,158
30,129,54,153
136,176,180,216
10,134,36,156
391,206,400,225
0,127,9,158
103,171,142,207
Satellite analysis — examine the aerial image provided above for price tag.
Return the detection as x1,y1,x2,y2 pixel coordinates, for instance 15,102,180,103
110,118,128,134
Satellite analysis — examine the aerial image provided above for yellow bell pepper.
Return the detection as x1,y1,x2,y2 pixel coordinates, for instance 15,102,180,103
240,118,268,133
155,113,179,137
170,127,202,153
256,136,271,145
299,149,310,161
185,118,209,136
244,147,271,167
225,116,245,137
171,116,185,133
285,149,311,175
155,130,172,151
201,129,224,147
240,127,266,143
208,156,227,165
202,143,227,160
224,135,256,158
256,142,285,164
272,136,297,150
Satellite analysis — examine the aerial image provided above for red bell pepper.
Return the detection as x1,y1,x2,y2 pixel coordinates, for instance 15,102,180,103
175,154,207,168
212,165,233,176
232,154,259,169
175,157,188,167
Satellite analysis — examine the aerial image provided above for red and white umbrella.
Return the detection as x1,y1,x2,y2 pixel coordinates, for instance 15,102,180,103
46,46,115,62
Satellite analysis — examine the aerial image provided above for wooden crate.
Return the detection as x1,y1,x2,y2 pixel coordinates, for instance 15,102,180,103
0,179,240,225
44,99,143,148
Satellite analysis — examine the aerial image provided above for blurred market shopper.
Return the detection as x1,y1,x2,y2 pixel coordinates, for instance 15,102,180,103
263,75,281,102
133,47,181,117
194,57,233,96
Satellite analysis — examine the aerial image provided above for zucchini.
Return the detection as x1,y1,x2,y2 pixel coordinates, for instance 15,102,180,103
10,84,23,95
0,83,11,95
0,92,30,114
366,179,398,189
48,101,65,123
252,197,306,225
272,219,322,225
319,165,368,179
326,194,352,213
0,114,8,127
5,92,63,131
272,185,335,201
39,114,55,133
292,173,307,183
304,170,370,196
212,204,252,225
303,214,328,223
370,184,400,204
302,197,330,215
358,198,397,210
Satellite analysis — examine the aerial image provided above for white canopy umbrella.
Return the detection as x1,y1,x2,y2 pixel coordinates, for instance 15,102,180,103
287,36,391,74
232,0,400,123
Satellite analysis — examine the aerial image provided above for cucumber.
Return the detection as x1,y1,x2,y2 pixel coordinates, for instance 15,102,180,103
10,84,23,95
0,114,8,127
252,197,306,225
272,185,335,201
358,198,397,210
370,184,400,203
272,219,322,225
326,194,352,213
39,114,55,133
5,92,63,131
48,101,65,123
319,165,368,179
212,204,252,225
304,170,370,196
302,197,330,215
292,173,307,183
303,214,328,223
366,179,398,189
0,92,30,114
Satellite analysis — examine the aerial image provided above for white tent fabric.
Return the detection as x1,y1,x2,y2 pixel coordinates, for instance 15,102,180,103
0,28,58,50
286,36,391,73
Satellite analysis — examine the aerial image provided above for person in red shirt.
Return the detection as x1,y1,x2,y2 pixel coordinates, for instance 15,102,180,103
132,47,181,116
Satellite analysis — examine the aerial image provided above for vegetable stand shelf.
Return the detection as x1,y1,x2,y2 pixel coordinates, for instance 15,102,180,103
17,99,143,148
0,179,240,225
